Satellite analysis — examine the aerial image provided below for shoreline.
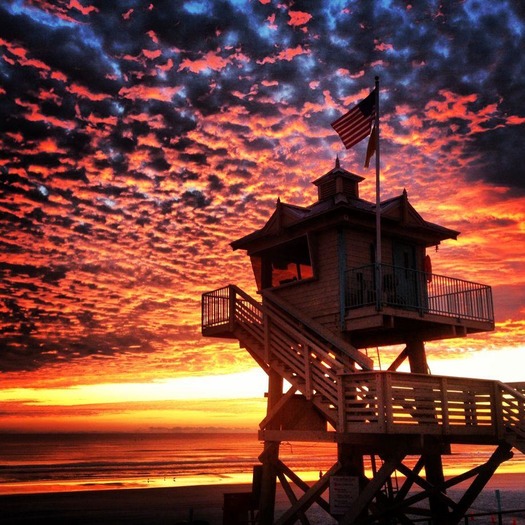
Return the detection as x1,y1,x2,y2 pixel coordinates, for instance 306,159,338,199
2,473,524,525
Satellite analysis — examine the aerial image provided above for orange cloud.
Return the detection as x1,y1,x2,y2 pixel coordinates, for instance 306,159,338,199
425,90,478,122
14,98,76,129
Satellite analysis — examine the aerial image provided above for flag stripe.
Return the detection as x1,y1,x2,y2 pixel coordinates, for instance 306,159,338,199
336,117,375,148
333,109,374,147
331,89,376,150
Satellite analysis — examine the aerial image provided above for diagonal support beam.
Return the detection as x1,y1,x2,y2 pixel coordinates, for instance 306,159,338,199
276,459,331,514
274,462,340,525
388,346,409,371
394,455,425,503
276,470,310,525
339,451,406,525
259,385,298,430
395,460,458,510
449,444,513,524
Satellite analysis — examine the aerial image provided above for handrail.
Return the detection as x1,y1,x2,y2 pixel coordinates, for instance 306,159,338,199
339,371,525,442
202,285,362,409
262,289,373,371
345,264,494,323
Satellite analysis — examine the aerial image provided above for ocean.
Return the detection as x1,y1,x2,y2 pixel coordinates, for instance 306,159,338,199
0,432,336,495
1,433,524,496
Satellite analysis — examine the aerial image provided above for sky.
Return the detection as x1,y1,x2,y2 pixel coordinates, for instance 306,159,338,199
0,0,524,433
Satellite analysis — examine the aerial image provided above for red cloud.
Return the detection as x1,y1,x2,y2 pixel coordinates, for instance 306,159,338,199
288,11,312,26
68,83,108,101
179,51,230,73
143,48,162,60
119,84,182,102
258,45,310,64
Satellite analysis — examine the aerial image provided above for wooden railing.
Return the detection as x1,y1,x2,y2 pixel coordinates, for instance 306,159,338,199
202,287,524,449
202,286,370,412
345,264,494,323
339,371,525,444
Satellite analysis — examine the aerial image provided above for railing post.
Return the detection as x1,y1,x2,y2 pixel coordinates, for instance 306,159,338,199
376,372,385,433
228,285,236,333
304,345,312,400
441,377,449,434
492,382,504,440
375,263,383,311
383,372,393,433
337,372,346,433
201,292,206,332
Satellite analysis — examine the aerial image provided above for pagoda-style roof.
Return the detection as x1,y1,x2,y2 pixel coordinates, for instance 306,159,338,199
231,160,459,252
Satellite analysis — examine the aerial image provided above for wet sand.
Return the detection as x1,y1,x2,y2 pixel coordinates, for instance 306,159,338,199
2,473,524,524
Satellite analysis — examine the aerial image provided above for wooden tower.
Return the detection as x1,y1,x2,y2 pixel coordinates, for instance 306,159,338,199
202,159,525,524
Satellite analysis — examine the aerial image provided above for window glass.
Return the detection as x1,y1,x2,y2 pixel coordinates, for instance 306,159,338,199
251,236,314,290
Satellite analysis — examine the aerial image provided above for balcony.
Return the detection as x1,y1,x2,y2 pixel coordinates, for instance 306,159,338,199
344,264,494,346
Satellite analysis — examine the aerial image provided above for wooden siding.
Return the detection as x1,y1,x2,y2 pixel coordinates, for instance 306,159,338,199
269,227,429,337
271,230,341,329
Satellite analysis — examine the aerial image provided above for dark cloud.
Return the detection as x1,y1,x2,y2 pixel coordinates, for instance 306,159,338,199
465,125,525,190
0,0,524,374
181,189,211,209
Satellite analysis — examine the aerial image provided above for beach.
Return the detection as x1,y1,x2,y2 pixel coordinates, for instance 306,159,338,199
2,473,524,525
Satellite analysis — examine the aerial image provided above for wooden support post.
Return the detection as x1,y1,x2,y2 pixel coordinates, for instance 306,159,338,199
406,339,450,522
259,441,280,525
336,443,366,522
424,442,449,524
406,338,428,374
338,442,365,478
258,369,283,525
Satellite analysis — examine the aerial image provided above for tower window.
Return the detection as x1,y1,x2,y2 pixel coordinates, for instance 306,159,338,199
250,236,314,290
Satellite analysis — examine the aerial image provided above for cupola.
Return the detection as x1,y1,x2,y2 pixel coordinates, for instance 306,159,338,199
312,156,364,203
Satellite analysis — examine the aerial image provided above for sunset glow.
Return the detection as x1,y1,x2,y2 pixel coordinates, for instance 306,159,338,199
1,1,524,433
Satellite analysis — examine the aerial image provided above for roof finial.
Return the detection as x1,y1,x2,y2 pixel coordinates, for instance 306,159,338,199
335,155,340,169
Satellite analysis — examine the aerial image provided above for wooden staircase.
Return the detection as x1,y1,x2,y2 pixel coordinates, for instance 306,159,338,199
202,285,525,454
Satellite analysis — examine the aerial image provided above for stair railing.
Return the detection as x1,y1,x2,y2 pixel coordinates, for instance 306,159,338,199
498,381,525,443
202,285,371,413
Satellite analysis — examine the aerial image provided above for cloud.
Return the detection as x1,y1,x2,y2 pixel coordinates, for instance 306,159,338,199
0,0,524,381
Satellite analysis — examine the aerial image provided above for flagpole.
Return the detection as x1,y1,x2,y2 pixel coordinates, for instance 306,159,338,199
374,76,382,311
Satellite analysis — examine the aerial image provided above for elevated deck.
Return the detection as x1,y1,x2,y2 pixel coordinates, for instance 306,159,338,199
202,285,524,454
345,264,494,347
203,285,523,524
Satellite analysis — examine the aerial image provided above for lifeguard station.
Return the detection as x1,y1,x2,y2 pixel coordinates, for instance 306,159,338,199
202,159,524,524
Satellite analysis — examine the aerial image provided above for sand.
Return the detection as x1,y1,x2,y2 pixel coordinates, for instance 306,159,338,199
1,474,524,525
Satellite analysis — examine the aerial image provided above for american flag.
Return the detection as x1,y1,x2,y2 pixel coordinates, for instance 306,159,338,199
331,88,376,150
